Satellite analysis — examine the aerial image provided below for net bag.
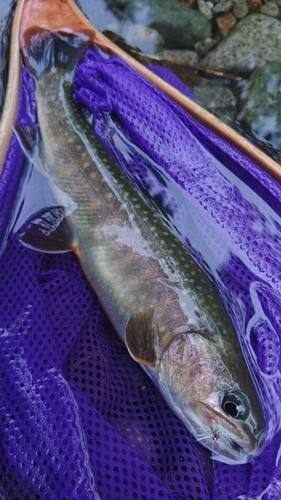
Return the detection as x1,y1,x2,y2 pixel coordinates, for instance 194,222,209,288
1,48,281,500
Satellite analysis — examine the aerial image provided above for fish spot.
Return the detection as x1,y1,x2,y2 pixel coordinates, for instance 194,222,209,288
89,201,99,209
106,193,114,201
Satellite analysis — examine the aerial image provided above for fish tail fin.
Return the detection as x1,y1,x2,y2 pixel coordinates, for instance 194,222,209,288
21,27,91,79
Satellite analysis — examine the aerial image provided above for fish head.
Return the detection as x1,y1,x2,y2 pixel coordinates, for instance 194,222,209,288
157,332,264,464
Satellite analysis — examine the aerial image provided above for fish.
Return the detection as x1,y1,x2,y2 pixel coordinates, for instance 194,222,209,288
15,29,264,465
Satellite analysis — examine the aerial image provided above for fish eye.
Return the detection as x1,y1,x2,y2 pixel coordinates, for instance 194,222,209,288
222,390,250,420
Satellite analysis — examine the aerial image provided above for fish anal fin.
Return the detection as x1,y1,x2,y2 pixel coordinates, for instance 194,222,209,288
18,206,76,253
125,308,157,367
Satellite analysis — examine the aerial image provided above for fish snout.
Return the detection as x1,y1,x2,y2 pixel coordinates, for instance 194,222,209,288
242,417,264,455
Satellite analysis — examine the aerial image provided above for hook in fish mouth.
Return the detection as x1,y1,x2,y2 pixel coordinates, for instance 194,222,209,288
210,427,265,465
207,433,248,465
187,401,264,464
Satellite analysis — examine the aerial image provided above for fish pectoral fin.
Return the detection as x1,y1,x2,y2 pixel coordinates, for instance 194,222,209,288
13,124,38,159
124,308,157,368
17,206,77,253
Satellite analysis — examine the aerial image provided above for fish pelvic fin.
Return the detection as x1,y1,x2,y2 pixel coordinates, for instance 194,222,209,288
21,28,92,79
13,124,38,159
17,206,77,253
124,308,157,368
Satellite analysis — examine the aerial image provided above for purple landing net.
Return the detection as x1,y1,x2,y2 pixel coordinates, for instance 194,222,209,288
1,53,281,500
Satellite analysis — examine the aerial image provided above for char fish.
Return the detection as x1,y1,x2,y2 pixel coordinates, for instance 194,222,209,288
16,30,264,464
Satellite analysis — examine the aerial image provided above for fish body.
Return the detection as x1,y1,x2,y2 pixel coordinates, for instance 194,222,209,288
17,32,264,464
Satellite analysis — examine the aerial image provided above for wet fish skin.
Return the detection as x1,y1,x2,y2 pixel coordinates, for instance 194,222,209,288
18,34,264,464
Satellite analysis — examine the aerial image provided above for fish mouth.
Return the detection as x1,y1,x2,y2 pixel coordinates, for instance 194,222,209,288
201,402,264,457
187,404,264,464
210,431,264,465
230,438,245,455
211,447,248,465
182,410,251,464
209,433,250,464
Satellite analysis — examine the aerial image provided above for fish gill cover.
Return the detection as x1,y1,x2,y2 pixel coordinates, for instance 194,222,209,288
1,49,281,499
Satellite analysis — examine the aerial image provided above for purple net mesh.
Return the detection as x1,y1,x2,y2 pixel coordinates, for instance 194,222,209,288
1,49,281,499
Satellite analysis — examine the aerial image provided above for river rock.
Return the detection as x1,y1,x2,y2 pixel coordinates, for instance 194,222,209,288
246,0,262,11
232,0,249,19
195,37,218,56
238,62,281,152
201,14,281,73
147,0,212,49
198,0,214,19
213,0,232,13
192,85,237,125
125,24,164,54
157,49,199,65
260,2,279,16
216,12,236,33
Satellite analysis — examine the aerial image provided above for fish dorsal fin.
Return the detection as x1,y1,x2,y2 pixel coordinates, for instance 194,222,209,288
17,206,77,253
124,308,157,367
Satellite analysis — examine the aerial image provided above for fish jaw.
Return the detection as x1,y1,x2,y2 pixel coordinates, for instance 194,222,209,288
157,333,264,464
